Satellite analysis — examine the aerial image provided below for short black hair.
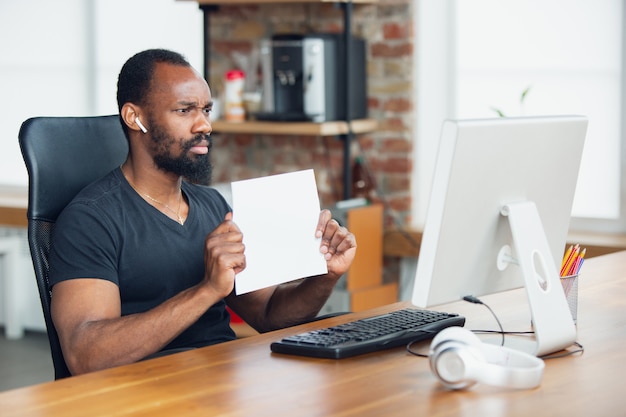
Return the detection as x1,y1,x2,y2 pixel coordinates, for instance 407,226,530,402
116,49,191,136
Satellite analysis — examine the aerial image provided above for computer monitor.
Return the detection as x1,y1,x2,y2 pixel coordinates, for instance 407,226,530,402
411,116,588,356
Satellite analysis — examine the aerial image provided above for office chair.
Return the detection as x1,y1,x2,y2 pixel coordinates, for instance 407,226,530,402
18,115,128,379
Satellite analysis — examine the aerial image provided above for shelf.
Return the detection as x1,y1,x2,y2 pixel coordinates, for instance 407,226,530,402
211,119,377,136
0,185,28,227
190,0,377,4
190,0,373,198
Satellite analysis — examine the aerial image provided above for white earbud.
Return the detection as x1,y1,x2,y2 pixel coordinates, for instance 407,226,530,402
135,117,148,133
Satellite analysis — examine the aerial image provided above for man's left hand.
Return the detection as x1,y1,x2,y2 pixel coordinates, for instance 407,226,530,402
315,209,357,278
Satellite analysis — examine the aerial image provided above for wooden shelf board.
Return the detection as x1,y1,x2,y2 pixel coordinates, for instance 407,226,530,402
211,118,377,136
0,185,27,227
189,0,377,5
0,206,27,227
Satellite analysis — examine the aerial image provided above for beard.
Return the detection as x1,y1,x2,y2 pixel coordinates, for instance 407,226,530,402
149,120,213,185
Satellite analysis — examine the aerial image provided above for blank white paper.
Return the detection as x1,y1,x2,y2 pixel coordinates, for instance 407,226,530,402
231,169,327,295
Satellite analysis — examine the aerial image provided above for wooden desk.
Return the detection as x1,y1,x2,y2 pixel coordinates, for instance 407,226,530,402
1,251,625,416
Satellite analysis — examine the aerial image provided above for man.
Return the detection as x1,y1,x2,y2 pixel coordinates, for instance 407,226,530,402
48,49,357,376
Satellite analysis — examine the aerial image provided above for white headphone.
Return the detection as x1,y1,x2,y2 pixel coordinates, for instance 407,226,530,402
429,327,545,390
135,117,148,133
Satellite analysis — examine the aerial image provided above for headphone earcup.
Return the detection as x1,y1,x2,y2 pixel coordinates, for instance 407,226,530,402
429,327,486,390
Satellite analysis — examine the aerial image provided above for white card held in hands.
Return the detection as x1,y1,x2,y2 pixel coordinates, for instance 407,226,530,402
231,169,328,295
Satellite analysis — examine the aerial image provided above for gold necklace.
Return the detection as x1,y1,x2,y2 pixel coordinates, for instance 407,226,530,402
121,166,184,225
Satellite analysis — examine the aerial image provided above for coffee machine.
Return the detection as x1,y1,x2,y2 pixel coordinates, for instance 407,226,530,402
258,33,367,122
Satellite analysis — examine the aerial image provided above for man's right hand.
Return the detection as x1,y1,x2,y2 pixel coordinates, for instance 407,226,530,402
202,212,246,297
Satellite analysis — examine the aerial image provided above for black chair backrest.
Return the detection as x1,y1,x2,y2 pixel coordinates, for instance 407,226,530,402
18,115,128,379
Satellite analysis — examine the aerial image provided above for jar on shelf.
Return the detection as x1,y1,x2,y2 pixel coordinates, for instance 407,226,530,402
224,70,246,122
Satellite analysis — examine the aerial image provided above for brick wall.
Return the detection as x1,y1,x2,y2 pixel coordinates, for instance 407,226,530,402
205,1,414,230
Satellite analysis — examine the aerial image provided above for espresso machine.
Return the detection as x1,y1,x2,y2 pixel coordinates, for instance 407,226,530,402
258,33,367,122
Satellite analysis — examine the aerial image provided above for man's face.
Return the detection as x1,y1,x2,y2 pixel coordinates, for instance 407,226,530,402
148,116,213,185
144,63,214,185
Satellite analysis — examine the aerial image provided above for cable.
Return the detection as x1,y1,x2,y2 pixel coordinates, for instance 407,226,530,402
540,342,584,359
463,295,505,346
406,294,505,357
406,295,584,360
463,295,584,359
406,330,438,357
406,329,584,359
472,329,534,336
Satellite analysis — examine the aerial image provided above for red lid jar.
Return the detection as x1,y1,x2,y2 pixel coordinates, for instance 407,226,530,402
224,70,246,122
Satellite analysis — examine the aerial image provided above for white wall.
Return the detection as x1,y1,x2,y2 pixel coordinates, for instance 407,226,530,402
0,0,204,187
455,0,622,224
413,0,456,227
414,0,624,232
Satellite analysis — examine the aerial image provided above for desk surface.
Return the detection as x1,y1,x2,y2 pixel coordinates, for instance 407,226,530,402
1,251,625,416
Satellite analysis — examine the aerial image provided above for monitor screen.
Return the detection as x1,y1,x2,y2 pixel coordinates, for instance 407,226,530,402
411,116,587,354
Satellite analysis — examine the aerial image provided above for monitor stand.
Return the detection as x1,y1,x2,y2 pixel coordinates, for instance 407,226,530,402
499,201,577,356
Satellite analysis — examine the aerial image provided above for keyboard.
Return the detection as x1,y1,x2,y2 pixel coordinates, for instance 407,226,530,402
270,308,465,359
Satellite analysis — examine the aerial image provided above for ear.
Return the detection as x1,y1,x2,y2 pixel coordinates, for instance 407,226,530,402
120,103,144,133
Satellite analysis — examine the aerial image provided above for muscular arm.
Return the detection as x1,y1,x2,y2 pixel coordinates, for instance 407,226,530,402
51,278,221,375
52,215,245,376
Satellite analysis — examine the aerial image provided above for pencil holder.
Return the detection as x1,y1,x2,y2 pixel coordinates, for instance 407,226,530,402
560,274,579,324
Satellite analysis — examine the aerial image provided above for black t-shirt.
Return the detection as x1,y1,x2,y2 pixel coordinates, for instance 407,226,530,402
49,168,236,351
